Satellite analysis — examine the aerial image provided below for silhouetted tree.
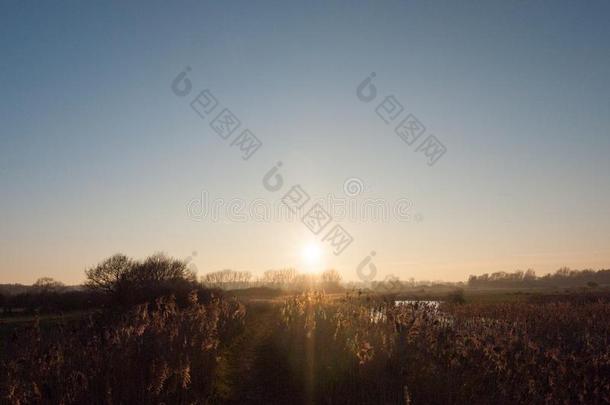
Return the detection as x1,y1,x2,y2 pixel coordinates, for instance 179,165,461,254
321,269,342,291
468,268,610,288
85,253,198,306
33,277,65,293
262,268,297,287
132,253,196,286
85,254,135,295
202,269,252,289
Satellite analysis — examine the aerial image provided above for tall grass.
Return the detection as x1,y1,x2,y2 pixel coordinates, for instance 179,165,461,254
1,291,608,404
0,292,245,404
278,292,610,404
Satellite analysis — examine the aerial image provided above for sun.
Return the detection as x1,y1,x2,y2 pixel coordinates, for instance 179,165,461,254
301,243,323,271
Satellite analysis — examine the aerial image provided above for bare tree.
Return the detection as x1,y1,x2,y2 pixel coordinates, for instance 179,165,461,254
202,269,252,289
85,254,134,295
33,277,65,292
321,269,342,291
85,253,196,305
132,252,196,285
262,268,297,287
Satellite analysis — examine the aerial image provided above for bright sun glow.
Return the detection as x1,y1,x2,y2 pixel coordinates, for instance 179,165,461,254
301,243,322,271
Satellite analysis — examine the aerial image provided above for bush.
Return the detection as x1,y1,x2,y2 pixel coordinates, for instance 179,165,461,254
85,253,199,307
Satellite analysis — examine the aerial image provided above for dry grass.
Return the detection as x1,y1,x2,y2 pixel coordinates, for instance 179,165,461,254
1,290,608,404
0,292,245,404
278,292,610,404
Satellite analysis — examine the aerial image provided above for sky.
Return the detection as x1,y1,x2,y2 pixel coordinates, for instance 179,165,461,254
1,0,609,284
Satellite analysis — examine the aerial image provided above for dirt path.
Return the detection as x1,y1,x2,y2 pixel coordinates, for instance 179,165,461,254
218,303,298,404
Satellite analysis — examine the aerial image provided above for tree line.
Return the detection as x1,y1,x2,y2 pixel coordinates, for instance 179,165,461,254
4,257,608,315
201,267,342,291
0,254,344,314
468,267,610,288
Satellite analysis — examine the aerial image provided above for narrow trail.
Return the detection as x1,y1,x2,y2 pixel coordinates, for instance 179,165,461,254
218,303,298,404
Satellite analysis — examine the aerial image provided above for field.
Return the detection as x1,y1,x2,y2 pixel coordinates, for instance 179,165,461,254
1,288,609,404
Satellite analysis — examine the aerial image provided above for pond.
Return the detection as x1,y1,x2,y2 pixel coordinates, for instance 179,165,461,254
394,300,441,309
370,300,443,323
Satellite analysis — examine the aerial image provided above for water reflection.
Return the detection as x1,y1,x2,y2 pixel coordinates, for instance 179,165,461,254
395,300,440,309
370,300,442,323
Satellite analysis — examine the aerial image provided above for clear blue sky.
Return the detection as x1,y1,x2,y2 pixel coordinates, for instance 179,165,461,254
1,0,609,284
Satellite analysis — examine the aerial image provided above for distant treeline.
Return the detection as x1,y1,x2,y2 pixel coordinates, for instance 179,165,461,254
468,268,610,288
2,261,609,314
0,254,219,314
202,268,343,291
0,261,344,314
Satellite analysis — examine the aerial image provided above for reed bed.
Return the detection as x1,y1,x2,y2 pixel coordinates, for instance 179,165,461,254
0,293,245,404
278,292,610,404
